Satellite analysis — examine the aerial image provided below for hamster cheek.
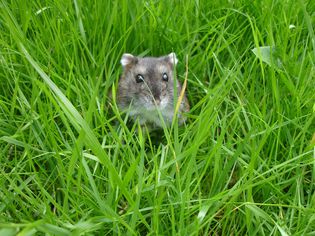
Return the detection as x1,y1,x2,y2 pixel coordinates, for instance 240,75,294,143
160,96,169,109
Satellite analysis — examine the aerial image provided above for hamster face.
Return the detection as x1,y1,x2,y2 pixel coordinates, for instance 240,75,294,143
117,53,189,127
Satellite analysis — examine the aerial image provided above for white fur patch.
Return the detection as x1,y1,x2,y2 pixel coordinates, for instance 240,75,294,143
120,53,135,67
160,97,169,109
168,52,178,65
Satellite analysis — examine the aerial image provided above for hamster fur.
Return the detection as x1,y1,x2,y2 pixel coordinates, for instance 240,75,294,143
117,52,189,127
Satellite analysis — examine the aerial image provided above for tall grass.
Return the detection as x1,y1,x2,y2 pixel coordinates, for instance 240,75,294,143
0,0,314,235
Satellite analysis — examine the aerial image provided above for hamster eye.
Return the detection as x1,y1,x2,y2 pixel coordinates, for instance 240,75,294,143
162,73,168,81
135,74,144,83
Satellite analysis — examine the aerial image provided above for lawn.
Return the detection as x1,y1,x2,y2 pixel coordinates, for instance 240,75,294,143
0,0,314,235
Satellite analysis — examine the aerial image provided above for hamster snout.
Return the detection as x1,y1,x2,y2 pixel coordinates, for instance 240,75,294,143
117,52,189,127
151,86,161,103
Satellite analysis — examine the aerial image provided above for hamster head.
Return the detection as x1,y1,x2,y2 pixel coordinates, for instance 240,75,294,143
117,52,189,127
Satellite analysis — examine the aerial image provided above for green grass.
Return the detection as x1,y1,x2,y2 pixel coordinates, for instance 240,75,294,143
0,0,314,235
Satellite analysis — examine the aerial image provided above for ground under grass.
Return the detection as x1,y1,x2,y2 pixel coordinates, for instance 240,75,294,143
0,0,314,235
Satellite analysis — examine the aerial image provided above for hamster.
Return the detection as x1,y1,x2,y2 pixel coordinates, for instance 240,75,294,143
117,52,189,128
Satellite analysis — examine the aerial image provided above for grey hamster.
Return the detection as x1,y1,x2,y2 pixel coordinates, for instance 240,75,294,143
117,52,189,128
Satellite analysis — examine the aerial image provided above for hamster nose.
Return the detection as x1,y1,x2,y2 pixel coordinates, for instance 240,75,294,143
154,97,161,105
152,94,161,104
152,89,161,104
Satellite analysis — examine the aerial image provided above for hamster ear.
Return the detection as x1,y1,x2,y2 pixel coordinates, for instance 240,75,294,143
167,52,178,66
120,53,137,68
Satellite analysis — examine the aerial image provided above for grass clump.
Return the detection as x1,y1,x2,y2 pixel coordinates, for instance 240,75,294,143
0,0,314,235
